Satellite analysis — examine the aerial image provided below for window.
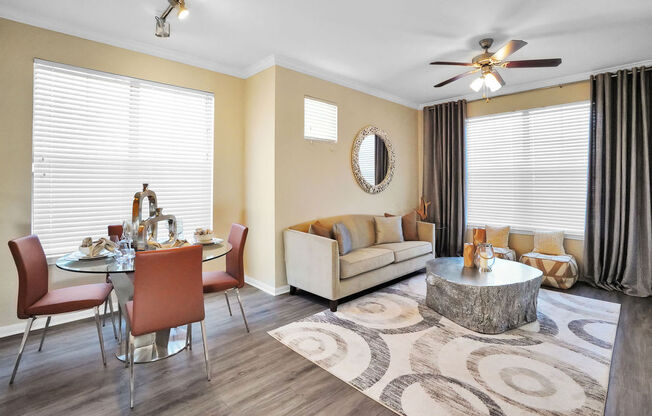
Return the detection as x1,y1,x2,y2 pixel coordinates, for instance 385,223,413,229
32,60,214,257
304,96,337,142
358,135,376,184
465,102,590,238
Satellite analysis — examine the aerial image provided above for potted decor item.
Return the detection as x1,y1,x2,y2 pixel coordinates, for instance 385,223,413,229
474,243,496,272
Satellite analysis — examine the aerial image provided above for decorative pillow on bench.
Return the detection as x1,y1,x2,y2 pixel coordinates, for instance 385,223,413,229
384,211,418,241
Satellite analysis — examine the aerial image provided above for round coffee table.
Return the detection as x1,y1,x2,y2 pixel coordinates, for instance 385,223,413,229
425,257,543,334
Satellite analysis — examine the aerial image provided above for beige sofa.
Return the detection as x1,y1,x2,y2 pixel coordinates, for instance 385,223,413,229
283,214,436,311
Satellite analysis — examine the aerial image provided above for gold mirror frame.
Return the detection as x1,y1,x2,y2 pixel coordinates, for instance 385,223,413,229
351,125,395,194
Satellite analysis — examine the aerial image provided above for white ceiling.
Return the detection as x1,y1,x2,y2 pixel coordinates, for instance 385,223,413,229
2,0,652,108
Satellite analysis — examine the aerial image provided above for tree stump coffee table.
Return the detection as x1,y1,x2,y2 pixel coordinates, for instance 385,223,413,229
425,257,543,334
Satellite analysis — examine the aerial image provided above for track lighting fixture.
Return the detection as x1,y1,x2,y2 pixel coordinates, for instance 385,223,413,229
155,0,189,38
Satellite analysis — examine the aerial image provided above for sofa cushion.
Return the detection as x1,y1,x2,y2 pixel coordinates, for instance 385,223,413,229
340,247,394,279
333,222,353,255
290,215,376,250
374,241,432,263
385,211,419,241
374,216,404,244
309,221,332,239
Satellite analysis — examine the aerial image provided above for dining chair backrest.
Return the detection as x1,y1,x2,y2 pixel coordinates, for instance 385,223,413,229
8,235,49,319
226,223,248,288
108,224,123,243
131,245,204,336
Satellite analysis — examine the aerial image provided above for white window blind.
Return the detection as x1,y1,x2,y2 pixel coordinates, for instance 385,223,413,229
304,96,337,141
32,59,214,258
358,135,376,184
466,102,590,238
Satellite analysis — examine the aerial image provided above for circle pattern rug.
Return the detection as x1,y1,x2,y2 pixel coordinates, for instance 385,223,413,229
269,274,620,416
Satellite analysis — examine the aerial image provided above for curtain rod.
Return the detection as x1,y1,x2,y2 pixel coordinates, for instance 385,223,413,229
601,65,651,77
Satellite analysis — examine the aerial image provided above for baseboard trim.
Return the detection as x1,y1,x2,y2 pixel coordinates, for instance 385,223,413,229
0,300,119,339
245,275,290,296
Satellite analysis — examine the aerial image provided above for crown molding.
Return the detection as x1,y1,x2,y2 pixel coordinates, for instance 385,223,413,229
273,55,421,109
243,54,421,109
420,58,652,108
241,55,276,78
0,8,244,78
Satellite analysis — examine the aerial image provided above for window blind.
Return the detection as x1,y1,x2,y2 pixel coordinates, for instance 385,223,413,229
466,102,590,238
358,136,376,184
32,59,214,258
304,96,337,141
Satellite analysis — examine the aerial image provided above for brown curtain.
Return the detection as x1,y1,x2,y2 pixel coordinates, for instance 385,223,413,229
423,100,467,257
374,136,388,184
583,66,652,297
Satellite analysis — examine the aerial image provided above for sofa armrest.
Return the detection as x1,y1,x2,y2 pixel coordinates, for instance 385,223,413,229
283,229,340,300
417,221,436,254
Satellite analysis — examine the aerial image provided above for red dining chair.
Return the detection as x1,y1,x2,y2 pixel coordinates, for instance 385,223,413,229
125,245,210,408
7,235,113,384
202,223,250,333
100,224,124,336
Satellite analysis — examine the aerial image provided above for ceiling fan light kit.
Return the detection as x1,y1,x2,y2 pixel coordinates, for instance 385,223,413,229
155,0,189,38
430,38,562,100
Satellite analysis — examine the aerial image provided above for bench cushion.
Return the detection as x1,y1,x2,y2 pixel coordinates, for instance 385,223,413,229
520,252,579,289
340,247,394,279
494,247,516,261
374,241,432,263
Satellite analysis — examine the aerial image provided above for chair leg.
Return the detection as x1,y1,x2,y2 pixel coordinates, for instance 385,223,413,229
38,316,51,352
102,298,108,327
200,320,211,381
224,291,233,316
107,299,118,340
234,288,250,333
118,306,122,343
93,306,106,366
186,323,192,350
9,317,36,385
128,334,135,409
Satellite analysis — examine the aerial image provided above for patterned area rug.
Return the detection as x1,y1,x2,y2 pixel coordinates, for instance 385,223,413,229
269,274,620,416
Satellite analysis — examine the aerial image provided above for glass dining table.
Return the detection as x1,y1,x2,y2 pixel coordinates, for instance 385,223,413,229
56,242,232,364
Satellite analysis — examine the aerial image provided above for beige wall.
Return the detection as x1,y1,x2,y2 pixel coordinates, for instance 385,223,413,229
274,67,419,287
421,82,590,265
0,18,245,328
244,67,277,288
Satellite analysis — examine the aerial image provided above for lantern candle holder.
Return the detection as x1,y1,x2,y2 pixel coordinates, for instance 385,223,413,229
474,243,496,272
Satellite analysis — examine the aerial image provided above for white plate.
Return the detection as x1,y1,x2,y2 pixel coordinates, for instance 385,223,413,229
195,237,224,246
70,249,114,261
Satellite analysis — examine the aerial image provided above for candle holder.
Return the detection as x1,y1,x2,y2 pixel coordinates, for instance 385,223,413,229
474,243,496,272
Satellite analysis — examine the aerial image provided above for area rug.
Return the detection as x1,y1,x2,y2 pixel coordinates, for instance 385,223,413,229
269,274,620,416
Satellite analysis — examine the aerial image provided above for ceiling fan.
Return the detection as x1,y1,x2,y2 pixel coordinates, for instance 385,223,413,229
430,38,561,94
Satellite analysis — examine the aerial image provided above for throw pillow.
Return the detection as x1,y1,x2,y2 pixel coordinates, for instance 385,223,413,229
485,225,510,248
533,230,566,255
384,211,418,241
309,221,332,239
374,216,404,244
332,222,353,255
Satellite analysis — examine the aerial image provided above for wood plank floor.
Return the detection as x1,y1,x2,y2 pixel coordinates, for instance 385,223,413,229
0,273,650,416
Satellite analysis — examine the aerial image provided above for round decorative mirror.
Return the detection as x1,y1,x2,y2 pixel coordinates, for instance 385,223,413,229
351,125,395,194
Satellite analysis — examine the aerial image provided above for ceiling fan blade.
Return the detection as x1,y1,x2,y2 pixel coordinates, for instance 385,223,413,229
491,40,528,62
430,61,475,66
434,68,480,88
503,58,562,68
492,71,506,87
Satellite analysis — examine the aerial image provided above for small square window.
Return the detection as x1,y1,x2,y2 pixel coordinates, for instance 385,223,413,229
304,96,337,142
